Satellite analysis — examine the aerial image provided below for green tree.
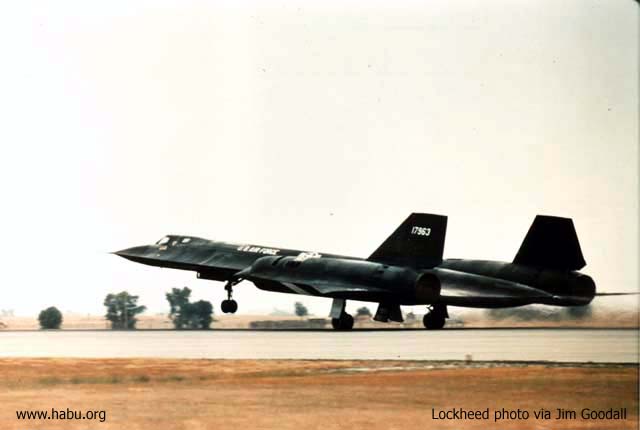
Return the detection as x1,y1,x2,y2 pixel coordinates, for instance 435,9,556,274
166,287,192,329
294,301,308,318
104,291,146,329
166,287,213,329
356,306,372,317
38,306,63,329
190,300,213,329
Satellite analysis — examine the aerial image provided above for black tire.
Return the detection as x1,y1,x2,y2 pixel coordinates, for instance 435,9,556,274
221,300,230,314
343,313,354,330
423,312,445,330
331,313,354,330
228,300,238,314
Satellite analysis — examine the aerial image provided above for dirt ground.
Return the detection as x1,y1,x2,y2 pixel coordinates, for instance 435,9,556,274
0,359,636,430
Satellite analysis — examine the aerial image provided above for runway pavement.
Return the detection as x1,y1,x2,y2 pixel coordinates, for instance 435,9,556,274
0,328,637,362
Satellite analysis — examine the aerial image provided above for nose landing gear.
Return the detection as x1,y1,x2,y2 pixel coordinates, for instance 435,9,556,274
423,304,448,329
221,279,239,314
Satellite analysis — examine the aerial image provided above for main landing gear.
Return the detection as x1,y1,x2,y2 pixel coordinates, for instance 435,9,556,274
329,298,353,330
331,312,354,330
423,304,448,330
220,279,239,314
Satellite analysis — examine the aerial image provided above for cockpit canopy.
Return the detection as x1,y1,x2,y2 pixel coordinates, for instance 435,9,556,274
155,236,194,246
156,236,170,245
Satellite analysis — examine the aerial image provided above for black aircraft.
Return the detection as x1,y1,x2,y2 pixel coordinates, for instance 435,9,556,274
115,213,604,330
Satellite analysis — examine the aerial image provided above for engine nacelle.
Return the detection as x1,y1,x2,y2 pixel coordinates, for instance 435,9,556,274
535,270,595,305
239,255,441,304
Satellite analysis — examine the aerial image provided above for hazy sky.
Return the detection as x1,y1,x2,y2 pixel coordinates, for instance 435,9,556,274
0,0,637,316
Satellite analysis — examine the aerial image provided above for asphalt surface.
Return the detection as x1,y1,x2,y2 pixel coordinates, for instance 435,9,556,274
0,328,637,362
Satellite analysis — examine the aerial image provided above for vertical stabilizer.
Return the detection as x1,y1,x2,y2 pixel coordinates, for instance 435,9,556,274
513,215,586,270
368,213,447,269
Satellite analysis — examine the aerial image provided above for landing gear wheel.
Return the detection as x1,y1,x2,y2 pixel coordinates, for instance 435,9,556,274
228,299,238,314
221,299,238,314
423,313,445,329
221,279,240,314
423,305,446,330
331,312,354,330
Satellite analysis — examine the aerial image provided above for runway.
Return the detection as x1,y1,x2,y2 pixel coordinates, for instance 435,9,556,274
0,328,637,362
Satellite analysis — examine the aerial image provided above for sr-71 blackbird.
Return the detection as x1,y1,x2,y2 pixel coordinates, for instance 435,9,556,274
115,213,604,330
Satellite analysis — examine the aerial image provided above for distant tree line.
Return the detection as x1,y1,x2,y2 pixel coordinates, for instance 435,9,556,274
36,286,216,330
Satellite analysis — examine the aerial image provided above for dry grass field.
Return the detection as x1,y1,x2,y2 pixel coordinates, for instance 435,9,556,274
0,358,636,430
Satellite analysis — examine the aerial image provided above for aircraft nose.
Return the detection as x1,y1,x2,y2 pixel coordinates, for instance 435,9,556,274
113,245,152,259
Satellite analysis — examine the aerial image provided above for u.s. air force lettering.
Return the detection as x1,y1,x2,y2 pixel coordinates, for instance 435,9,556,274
237,245,280,255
